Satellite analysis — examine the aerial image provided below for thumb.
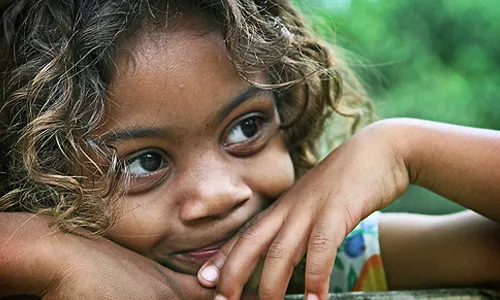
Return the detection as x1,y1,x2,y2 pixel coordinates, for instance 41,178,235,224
197,233,239,288
196,207,272,288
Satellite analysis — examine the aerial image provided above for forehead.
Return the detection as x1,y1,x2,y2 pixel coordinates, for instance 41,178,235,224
104,18,251,137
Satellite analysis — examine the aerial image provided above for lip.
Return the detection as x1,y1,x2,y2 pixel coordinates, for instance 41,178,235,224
171,234,234,266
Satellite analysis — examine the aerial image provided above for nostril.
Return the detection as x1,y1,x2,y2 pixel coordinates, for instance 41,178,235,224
180,196,250,224
233,198,248,210
213,197,249,220
223,198,247,217
178,179,252,223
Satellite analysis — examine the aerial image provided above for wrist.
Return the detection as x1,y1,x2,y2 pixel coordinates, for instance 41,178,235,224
360,118,414,204
368,118,441,187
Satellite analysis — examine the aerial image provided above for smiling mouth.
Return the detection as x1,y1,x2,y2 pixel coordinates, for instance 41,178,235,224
173,248,221,265
171,234,234,267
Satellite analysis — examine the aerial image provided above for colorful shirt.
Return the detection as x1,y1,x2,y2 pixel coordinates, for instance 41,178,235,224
329,212,388,293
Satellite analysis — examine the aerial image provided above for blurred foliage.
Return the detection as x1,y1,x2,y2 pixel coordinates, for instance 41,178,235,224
295,0,500,214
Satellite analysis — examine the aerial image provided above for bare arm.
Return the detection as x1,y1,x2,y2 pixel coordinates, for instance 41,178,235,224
199,118,500,298
380,210,500,289
0,213,59,297
379,119,500,288
0,212,221,299
386,118,500,222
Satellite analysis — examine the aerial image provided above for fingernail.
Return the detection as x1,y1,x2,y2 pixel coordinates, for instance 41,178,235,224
215,294,227,300
307,293,319,300
200,265,219,283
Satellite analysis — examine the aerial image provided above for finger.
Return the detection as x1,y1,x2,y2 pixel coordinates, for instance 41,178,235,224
257,209,313,300
197,208,272,288
152,259,214,299
166,269,216,300
305,211,347,300
197,235,238,287
215,210,286,300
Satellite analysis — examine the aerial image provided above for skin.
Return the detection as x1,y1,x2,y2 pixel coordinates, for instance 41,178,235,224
0,212,213,299
2,14,500,300
100,19,294,276
100,20,500,299
200,119,500,300
1,16,282,299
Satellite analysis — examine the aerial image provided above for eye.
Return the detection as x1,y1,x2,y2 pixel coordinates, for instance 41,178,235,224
225,116,263,145
224,112,278,156
127,151,166,175
125,149,170,193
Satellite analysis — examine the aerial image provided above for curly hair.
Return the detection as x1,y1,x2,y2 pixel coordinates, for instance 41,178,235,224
0,0,372,235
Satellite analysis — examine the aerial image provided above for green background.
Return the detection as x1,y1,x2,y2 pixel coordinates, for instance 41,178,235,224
295,0,500,214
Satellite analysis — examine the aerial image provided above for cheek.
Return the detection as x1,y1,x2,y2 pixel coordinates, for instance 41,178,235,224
105,198,172,254
244,134,295,200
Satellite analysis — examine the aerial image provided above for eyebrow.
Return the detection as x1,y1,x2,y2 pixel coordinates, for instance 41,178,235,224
102,127,179,142
103,85,265,142
213,85,262,125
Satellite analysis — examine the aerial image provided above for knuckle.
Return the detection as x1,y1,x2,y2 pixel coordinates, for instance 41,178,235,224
238,224,259,244
266,241,286,261
309,227,334,253
309,235,334,253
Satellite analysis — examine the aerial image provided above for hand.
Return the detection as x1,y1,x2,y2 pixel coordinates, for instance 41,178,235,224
197,121,409,299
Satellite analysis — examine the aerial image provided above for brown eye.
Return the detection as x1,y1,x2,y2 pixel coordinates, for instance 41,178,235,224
225,116,263,145
125,149,170,194
127,151,166,175
223,112,279,157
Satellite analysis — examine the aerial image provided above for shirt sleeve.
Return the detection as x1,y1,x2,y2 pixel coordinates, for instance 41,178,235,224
329,211,388,293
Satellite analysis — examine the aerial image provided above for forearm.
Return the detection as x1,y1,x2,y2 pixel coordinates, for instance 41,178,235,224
382,118,500,222
0,212,221,299
380,211,500,289
0,212,59,297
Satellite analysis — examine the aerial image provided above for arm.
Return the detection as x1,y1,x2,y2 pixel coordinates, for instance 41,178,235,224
0,213,59,297
386,118,500,223
0,212,220,299
371,119,500,288
380,210,500,289
370,119,500,288
200,118,500,299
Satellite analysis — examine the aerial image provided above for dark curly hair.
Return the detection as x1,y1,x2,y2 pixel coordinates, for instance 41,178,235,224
0,0,372,235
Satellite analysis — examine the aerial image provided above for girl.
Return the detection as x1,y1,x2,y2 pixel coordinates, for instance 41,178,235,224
0,0,499,299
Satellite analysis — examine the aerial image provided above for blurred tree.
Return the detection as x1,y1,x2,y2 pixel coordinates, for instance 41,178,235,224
295,0,500,214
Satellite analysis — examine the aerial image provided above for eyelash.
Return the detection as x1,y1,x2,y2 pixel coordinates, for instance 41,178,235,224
124,148,171,194
223,112,275,156
121,110,276,193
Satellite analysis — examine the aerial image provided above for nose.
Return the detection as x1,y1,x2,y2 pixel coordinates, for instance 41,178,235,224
175,154,252,224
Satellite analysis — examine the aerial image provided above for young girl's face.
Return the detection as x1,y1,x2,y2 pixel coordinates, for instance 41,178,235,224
100,18,295,275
